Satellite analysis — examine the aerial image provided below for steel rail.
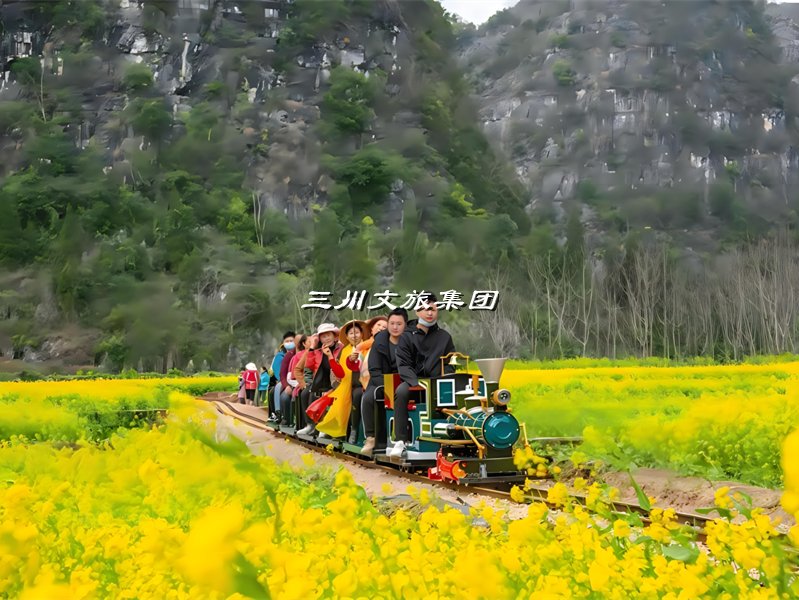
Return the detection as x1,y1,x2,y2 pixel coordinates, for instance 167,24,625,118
203,398,753,543
202,397,799,572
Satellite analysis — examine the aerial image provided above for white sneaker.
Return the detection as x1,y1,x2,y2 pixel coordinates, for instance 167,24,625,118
297,425,313,435
317,432,332,441
387,440,406,458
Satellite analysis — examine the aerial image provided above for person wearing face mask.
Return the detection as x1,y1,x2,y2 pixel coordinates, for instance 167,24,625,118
269,331,295,421
388,293,455,458
279,333,302,427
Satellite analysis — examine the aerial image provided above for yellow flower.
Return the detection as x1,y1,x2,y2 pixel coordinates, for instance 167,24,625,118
178,505,244,590
546,482,569,507
781,429,799,490
510,485,526,503
527,503,549,522
612,520,631,538
781,490,799,516
2,373,798,600
714,486,733,510
789,524,799,547
570,450,588,467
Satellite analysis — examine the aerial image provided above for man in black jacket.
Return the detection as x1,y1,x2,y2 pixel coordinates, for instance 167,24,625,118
359,307,408,456
388,292,456,458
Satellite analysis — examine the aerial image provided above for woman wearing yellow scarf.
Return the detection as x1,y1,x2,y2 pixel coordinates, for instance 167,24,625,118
345,316,387,443
317,320,371,440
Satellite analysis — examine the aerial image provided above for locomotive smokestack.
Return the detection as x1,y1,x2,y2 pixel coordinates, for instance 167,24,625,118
475,358,507,384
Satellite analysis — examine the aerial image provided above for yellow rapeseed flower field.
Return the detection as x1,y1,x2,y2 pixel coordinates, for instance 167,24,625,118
0,373,797,597
507,361,799,487
0,376,235,443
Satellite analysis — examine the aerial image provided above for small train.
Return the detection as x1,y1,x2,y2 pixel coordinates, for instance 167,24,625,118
267,355,530,485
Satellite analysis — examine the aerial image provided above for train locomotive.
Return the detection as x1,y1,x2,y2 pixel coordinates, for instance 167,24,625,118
272,354,529,485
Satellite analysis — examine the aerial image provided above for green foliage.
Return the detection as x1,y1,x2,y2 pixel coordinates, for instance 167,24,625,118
657,189,703,228
10,58,41,89
417,79,529,233
442,182,487,218
208,21,256,47
182,102,224,141
552,60,576,87
576,180,601,204
326,146,411,218
610,31,627,48
709,181,740,222
311,209,377,292
97,335,129,372
203,81,227,100
123,63,154,94
550,33,570,49
724,161,741,180
321,68,380,137
127,98,172,142
280,0,350,46
33,0,107,39
483,8,520,31
0,101,35,133
0,0,545,372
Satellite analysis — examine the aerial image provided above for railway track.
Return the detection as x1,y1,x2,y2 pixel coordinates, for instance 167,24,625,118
203,396,729,542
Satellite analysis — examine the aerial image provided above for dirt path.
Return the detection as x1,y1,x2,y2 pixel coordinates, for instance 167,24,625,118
208,399,532,521
599,468,794,527
203,395,794,529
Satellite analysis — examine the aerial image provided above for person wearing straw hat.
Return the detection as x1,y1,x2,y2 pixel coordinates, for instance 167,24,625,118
298,320,368,439
242,362,259,405
307,319,369,441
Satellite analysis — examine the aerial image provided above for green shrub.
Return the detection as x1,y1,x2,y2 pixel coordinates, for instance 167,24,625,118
550,33,570,49
123,63,154,93
552,60,576,86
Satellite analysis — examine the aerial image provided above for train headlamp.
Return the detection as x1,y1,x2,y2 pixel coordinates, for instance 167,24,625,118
491,388,511,406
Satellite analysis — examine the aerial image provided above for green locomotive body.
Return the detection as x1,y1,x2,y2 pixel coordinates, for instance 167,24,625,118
374,357,528,484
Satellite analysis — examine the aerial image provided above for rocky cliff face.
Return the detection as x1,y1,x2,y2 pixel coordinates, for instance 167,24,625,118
3,0,799,371
0,0,524,370
459,0,799,249
0,0,406,220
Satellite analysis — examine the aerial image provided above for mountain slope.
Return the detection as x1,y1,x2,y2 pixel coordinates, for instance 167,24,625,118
0,0,526,372
458,0,799,252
